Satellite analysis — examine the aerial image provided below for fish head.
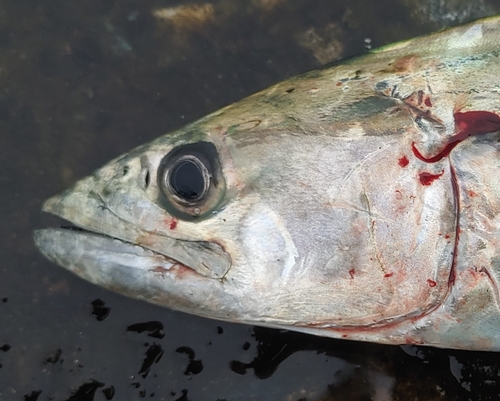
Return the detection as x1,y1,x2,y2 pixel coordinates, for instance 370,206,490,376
34,96,455,333
34,119,346,323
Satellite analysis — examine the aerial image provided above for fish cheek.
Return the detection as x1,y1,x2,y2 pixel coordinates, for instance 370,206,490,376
237,202,298,290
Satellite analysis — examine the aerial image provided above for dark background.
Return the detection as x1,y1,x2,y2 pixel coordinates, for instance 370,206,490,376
2,0,500,400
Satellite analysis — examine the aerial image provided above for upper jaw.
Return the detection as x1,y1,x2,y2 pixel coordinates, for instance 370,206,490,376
37,186,232,279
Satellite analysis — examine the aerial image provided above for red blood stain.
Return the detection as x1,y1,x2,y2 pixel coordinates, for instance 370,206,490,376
468,190,479,198
427,279,437,287
405,337,424,345
448,166,459,288
444,234,450,239
170,220,177,230
336,81,342,86
398,155,409,167
419,171,443,186
449,269,456,286
384,272,394,278
455,111,500,136
412,111,500,163
424,97,432,107
349,269,355,279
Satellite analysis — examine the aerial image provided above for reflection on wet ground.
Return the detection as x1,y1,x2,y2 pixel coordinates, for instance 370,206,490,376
7,304,500,400
2,0,500,400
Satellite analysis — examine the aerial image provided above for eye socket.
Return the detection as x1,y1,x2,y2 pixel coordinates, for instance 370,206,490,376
158,142,225,220
167,156,210,204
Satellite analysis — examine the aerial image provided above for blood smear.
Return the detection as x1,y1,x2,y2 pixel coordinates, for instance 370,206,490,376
398,155,409,167
419,171,443,186
412,110,500,163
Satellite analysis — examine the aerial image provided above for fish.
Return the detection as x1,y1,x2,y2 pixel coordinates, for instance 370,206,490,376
34,15,500,351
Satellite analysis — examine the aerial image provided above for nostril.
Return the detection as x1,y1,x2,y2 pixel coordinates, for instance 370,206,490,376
139,155,152,191
138,167,150,190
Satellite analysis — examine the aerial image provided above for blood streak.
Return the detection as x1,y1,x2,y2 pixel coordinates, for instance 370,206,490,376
409,111,500,291
170,220,177,230
384,272,394,278
398,155,409,167
419,171,443,186
412,111,500,163
349,269,355,279
427,279,437,287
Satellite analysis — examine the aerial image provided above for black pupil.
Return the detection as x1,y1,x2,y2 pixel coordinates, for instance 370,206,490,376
170,160,206,201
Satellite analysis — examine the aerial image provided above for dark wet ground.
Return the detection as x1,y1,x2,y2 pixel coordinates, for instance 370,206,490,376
2,0,500,400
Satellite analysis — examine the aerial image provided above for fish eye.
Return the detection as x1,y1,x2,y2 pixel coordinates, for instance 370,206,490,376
158,142,225,220
168,156,210,203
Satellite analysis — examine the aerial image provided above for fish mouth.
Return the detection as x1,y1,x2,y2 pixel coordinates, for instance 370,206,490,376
34,191,231,280
34,227,188,282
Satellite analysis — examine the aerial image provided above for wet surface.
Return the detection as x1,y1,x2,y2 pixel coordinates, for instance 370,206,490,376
2,0,500,400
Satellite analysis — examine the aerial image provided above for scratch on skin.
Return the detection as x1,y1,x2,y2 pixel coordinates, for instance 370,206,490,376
327,199,395,224
90,190,109,212
402,94,442,126
378,83,441,125
330,143,392,202
294,253,317,282
88,191,189,246
360,189,388,279
89,191,139,229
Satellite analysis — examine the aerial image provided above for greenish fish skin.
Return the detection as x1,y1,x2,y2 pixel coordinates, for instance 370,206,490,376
34,16,500,351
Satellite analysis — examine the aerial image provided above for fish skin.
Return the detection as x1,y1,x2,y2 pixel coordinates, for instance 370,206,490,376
34,16,500,350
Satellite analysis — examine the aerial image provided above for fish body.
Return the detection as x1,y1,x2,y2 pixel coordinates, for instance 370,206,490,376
35,16,500,350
